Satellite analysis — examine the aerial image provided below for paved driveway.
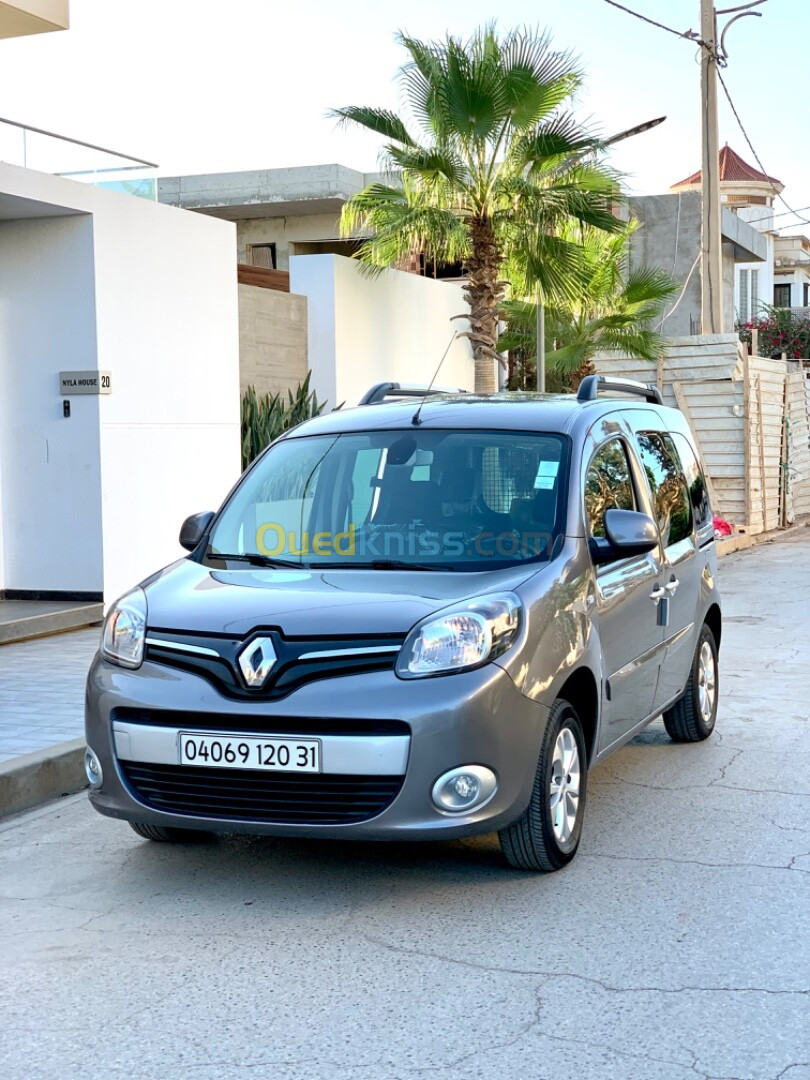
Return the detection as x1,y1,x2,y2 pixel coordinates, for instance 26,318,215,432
0,628,98,761
1,531,808,1080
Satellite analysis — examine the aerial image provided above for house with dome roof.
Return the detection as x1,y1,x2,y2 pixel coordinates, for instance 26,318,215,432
669,145,810,323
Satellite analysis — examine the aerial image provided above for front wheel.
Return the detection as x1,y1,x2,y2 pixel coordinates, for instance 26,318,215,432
499,698,588,872
663,624,719,743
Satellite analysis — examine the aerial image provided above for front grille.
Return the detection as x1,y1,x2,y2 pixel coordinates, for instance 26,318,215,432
120,761,404,825
112,707,409,737
144,630,404,702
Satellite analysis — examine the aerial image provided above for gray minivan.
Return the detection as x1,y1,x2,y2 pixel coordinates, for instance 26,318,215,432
85,376,720,872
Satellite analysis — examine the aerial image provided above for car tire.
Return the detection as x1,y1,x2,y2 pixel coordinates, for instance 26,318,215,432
663,623,719,742
499,698,588,872
128,821,211,843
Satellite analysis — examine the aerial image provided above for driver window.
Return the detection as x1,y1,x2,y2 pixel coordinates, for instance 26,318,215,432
585,439,637,539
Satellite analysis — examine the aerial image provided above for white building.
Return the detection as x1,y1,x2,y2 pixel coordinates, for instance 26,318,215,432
0,163,241,609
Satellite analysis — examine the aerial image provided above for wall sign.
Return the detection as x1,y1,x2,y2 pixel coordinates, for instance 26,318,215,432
59,370,112,396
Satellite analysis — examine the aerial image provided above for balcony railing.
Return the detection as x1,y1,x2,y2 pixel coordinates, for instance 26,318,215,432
0,115,158,199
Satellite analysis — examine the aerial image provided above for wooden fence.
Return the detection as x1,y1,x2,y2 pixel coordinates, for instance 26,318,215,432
594,334,810,534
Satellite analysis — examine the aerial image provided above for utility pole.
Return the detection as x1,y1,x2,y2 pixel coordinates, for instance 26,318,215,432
700,0,724,333
536,301,545,392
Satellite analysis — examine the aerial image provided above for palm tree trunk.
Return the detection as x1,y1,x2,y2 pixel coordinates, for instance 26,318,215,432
462,216,504,394
570,355,596,392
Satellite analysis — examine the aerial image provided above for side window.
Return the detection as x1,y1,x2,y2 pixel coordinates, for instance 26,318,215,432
637,433,693,547
585,438,636,539
670,432,712,530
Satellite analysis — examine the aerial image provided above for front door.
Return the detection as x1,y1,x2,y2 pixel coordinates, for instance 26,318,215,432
585,436,663,753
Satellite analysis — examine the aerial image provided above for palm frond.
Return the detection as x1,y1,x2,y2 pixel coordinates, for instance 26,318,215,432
500,28,582,130
328,106,415,146
510,113,602,170
384,145,467,189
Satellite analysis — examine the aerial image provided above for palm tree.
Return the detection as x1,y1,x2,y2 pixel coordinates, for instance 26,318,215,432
330,25,621,392
499,220,678,391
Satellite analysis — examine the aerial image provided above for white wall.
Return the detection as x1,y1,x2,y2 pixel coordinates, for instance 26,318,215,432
290,254,474,409
90,191,241,603
0,213,104,593
0,163,241,604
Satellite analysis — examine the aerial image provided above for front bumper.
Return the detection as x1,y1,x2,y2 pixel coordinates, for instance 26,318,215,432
85,653,550,840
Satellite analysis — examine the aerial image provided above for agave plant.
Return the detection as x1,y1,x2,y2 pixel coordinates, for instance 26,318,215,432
240,373,326,471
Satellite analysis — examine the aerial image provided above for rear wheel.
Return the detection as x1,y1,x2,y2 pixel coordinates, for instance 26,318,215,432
663,624,718,742
128,821,212,843
499,698,588,872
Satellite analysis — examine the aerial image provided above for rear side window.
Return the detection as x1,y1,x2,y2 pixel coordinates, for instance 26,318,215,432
670,432,712,529
585,439,636,539
637,433,693,546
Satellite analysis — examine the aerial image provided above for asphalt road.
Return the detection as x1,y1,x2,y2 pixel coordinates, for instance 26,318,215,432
2,531,809,1080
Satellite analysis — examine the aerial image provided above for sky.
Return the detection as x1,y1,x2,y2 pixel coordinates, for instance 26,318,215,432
0,0,807,234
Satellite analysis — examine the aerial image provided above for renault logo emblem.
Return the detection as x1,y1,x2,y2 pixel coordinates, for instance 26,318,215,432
238,636,277,688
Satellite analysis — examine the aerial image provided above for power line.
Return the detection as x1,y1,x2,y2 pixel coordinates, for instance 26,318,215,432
601,0,718,54
601,0,699,41
745,202,810,229
603,0,809,231
715,66,810,227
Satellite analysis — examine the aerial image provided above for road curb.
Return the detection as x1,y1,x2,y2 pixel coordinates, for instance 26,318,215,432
717,520,806,558
0,738,87,819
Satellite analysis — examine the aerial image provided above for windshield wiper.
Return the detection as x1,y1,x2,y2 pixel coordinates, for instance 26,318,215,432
207,553,306,569
317,559,443,572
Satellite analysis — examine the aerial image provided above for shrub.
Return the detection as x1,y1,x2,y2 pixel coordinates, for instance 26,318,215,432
737,306,810,360
241,373,326,471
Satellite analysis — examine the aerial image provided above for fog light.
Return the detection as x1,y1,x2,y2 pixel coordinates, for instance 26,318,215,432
84,747,103,787
431,765,497,814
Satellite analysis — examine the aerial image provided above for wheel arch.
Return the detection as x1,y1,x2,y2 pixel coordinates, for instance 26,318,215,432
704,602,722,650
557,666,600,766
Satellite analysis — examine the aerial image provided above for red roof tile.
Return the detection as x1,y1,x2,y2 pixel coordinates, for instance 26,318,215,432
672,145,782,189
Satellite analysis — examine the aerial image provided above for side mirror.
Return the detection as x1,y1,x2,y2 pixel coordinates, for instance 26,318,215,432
179,511,215,552
591,509,659,565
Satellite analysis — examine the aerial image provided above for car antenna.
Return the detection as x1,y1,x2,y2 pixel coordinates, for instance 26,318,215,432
412,331,459,427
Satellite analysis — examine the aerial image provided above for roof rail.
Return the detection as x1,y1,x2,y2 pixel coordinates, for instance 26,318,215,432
577,375,663,406
358,382,469,406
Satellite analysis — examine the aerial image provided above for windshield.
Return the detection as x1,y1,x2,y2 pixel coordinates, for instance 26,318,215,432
206,428,569,571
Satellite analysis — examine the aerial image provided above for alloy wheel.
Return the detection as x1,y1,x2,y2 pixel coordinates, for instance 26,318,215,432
698,640,716,723
549,725,581,845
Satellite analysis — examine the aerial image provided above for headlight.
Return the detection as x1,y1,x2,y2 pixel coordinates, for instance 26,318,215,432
101,587,147,669
396,592,522,679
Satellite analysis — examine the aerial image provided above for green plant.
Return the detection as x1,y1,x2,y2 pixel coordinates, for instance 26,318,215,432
331,24,621,393
737,306,810,360
499,220,678,391
240,373,326,471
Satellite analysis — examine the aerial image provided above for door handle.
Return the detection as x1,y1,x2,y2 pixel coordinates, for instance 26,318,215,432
665,578,680,594
650,586,665,604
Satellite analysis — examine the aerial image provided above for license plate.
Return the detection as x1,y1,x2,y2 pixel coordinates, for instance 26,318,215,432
179,732,321,773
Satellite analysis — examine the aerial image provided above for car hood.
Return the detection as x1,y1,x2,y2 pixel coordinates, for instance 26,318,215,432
142,558,540,638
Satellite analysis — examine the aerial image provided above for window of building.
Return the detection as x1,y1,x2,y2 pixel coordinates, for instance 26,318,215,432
585,439,636,540
636,433,693,547
804,283,809,308
247,243,277,269
739,269,749,322
774,283,792,308
751,268,760,318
